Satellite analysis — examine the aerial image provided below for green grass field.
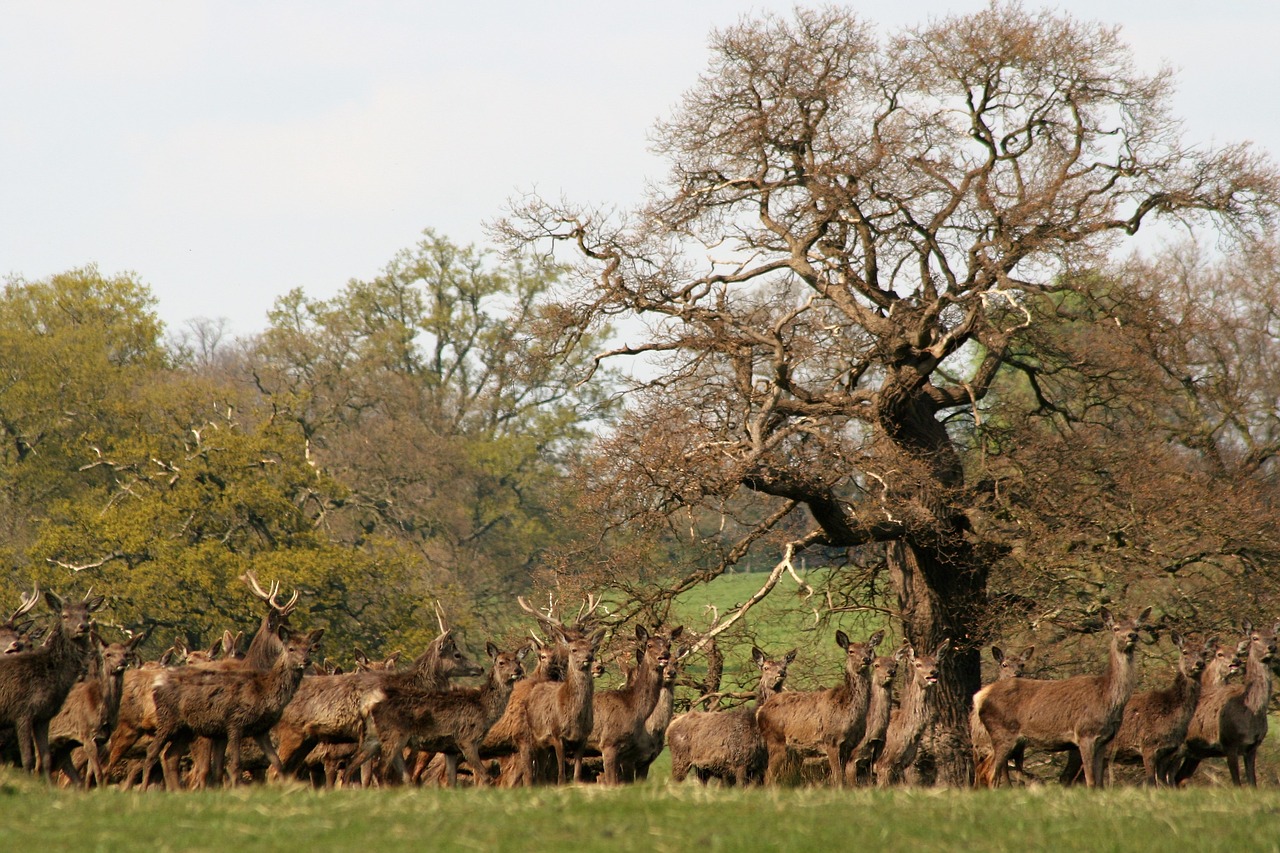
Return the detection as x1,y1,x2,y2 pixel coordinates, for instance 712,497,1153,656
5,771,1280,852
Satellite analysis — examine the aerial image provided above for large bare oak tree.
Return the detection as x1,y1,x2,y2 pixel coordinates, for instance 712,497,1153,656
500,5,1277,781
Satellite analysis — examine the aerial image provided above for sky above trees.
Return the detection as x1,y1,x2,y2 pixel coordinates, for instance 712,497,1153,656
2,1,1276,336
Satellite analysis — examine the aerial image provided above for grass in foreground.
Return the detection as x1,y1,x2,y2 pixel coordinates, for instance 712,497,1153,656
5,771,1280,853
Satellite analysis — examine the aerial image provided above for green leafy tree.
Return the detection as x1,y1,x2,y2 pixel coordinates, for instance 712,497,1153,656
247,230,615,618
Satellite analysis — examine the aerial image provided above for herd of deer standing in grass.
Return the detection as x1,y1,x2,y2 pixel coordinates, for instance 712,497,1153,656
0,575,1274,791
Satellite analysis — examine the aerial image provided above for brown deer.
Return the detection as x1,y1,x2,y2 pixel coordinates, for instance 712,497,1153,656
974,606,1151,788
621,652,683,781
847,653,901,785
969,644,1035,785
668,646,795,786
1098,633,1214,786
874,639,948,786
273,617,482,782
102,640,193,788
142,627,324,790
515,627,602,785
0,590,105,779
353,643,527,786
47,629,149,787
1175,620,1278,786
587,624,682,785
756,628,885,787
0,584,41,655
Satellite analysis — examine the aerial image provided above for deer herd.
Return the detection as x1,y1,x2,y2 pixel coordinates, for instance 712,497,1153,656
0,577,1275,792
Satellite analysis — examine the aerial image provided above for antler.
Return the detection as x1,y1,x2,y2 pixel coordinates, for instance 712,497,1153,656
7,583,40,624
518,594,564,631
434,600,450,635
241,571,299,614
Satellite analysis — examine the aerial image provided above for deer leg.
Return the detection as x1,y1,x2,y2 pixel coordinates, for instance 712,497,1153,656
1140,749,1159,786
825,744,845,788
601,745,620,786
254,733,285,780
81,741,104,789
224,730,243,787
1244,745,1259,787
550,739,567,785
1058,748,1083,785
763,740,787,786
1077,739,1103,788
461,744,488,787
32,720,53,781
1226,748,1243,786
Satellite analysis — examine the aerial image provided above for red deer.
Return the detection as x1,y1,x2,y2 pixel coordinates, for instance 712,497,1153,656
1175,621,1278,786
756,628,885,787
305,650,401,786
847,653,901,785
142,627,324,790
515,628,602,785
668,646,795,786
621,653,683,781
353,643,527,786
273,618,482,782
0,584,41,655
1101,633,1213,785
102,573,298,788
0,590,104,779
587,624,682,785
47,630,148,787
483,596,604,786
974,606,1151,788
874,640,948,786
969,644,1035,784
102,640,192,788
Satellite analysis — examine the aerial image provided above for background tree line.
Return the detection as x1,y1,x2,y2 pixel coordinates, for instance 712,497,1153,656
2,2,1279,784
0,232,614,655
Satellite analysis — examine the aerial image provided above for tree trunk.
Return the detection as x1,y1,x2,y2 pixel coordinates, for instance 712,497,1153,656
886,537,986,786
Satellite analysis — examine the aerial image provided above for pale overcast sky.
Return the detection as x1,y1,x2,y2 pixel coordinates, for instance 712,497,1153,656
2,2,1276,336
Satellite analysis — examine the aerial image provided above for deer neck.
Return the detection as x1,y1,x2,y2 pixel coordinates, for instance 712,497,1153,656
480,674,515,722
1104,641,1138,713
646,679,676,736
266,658,306,707
1174,667,1202,710
755,679,781,706
622,659,663,716
1242,650,1273,715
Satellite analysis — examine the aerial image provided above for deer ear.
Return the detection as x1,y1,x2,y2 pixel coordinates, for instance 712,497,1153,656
1204,636,1219,652
635,625,650,642
44,591,64,611
752,646,766,667
86,595,105,612
934,639,950,659
485,641,500,660
991,646,1005,663
835,630,850,650
516,645,531,662
307,628,325,647
669,626,684,641
1098,607,1114,628
868,630,885,648
1021,646,1035,660
1171,631,1184,648
784,649,798,665
1241,619,1253,635
1137,606,1153,626
894,645,909,662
